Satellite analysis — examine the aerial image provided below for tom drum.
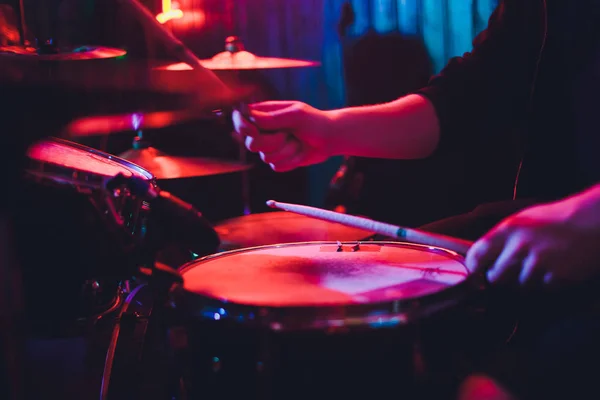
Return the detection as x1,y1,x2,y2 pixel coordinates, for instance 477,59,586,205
17,137,155,333
161,241,514,400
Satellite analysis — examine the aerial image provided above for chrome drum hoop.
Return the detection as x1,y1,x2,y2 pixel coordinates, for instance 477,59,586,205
174,241,478,332
24,137,157,240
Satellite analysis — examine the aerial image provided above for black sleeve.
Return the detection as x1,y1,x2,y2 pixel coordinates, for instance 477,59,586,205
415,0,545,152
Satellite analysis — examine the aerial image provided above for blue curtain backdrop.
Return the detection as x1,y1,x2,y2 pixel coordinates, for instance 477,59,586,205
173,0,498,205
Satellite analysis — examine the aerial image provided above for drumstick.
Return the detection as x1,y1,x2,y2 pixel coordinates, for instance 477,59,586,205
117,0,207,70
237,103,278,134
117,0,232,92
266,200,473,255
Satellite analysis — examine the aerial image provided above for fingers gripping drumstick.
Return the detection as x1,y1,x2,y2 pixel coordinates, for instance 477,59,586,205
266,200,473,255
237,103,279,134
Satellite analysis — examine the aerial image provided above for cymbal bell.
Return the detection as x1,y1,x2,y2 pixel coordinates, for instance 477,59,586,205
0,45,127,61
158,35,320,71
119,146,252,180
157,51,321,71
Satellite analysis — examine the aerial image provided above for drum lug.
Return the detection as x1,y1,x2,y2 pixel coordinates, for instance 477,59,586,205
335,241,361,252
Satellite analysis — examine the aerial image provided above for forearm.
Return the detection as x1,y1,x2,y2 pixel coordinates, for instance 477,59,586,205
324,94,440,159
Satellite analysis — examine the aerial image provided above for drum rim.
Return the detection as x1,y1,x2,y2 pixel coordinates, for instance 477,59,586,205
25,137,155,187
174,241,478,332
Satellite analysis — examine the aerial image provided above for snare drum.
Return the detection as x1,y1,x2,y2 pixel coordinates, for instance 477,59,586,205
15,137,155,333
158,241,514,400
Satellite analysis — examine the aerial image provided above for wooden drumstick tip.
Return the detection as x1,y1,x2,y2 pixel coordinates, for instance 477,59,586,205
266,200,278,208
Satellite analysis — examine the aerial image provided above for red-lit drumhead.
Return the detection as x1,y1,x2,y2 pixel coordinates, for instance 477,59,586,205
181,242,469,307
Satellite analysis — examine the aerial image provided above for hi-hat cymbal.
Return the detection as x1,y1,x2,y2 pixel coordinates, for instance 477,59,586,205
0,45,127,61
158,51,321,71
119,146,252,180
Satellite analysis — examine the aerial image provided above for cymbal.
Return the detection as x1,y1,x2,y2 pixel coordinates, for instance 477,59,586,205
119,146,252,180
64,109,219,137
215,211,374,251
156,36,320,71
0,45,127,61
157,51,321,71
0,62,256,120
1,47,255,109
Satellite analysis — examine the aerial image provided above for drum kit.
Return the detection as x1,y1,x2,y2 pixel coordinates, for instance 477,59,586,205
1,2,517,399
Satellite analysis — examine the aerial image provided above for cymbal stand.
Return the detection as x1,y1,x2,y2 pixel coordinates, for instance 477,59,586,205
131,115,150,151
224,36,253,215
118,0,253,215
239,134,252,215
119,116,162,165
15,0,26,46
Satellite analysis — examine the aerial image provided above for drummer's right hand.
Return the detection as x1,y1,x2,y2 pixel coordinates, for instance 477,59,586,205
232,101,334,172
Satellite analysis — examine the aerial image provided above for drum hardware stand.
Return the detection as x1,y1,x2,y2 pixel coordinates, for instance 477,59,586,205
15,0,27,46
104,173,185,293
100,284,154,400
118,0,253,216
98,173,186,336
130,273,189,400
131,126,150,153
99,279,185,400
225,36,254,216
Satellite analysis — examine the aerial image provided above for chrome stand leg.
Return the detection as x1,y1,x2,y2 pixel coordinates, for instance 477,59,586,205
239,145,251,215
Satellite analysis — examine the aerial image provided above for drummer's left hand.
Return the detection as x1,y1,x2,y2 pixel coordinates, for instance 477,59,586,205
465,186,600,287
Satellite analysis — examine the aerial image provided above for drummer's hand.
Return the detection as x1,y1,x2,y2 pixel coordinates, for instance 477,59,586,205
232,101,334,172
465,190,600,287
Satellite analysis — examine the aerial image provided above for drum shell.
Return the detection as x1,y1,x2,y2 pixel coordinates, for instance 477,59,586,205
166,238,514,400
91,286,490,400
14,180,128,327
17,138,153,333
93,282,516,400
167,292,508,400
98,242,518,400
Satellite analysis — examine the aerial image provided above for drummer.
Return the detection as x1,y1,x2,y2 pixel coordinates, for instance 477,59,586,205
232,0,600,398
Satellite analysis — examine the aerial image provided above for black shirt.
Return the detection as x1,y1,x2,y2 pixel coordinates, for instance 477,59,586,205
417,0,600,201
520,0,600,198
571,0,600,189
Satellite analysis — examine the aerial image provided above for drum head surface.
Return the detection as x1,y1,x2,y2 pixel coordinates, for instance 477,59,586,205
215,212,374,249
181,242,468,307
27,139,151,179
